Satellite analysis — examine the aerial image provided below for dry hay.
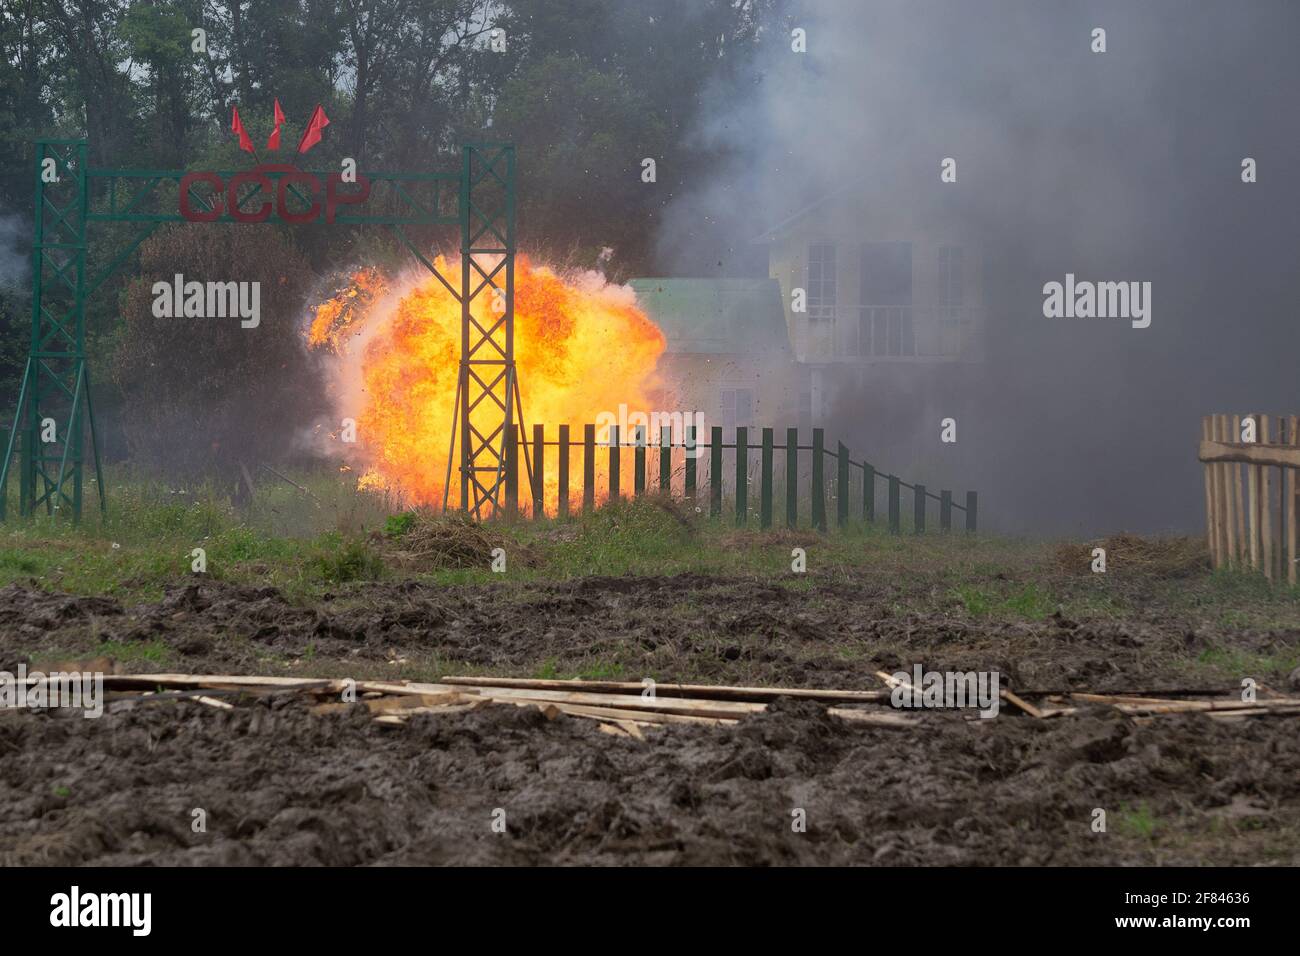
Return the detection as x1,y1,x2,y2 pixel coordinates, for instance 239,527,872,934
382,511,536,571
1054,533,1208,577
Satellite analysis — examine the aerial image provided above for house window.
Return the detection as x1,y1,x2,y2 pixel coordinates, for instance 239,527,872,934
806,243,836,321
721,387,754,430
938,245,963,355
858,242,914,357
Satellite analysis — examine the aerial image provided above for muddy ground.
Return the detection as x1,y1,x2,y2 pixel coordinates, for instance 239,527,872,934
2,571,1299,865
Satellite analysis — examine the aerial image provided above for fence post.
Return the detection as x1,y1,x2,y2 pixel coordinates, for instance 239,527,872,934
583,423,595,512
505,423,519,516
531,424,545,519
659,425,671,493
710,425,722,518
863,462,875,523
609,425,620,500
965,491,977,532
786,427,798,529
557,425,569,518
811,428,826,532
837,441,849,528
888,476,900,534
940,489,952,532
634,425,646,496
685,424,697,503
760,427,773,529
914,483,926,534
735,426,748,525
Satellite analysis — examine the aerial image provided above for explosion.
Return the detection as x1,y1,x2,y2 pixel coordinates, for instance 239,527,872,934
308,256,666,510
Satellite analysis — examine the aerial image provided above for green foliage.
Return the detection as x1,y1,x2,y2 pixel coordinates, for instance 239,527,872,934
1117,804,1160,840
309,535,385,584
384,511,417,539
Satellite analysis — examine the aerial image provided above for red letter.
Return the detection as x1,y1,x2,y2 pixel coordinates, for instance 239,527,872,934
277,170,322,224
325,172,370,224
227,169,273,222
179,172,223,221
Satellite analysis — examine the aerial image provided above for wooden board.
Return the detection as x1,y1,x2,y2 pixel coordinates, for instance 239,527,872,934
1198,439,1300,469
440,675,889,703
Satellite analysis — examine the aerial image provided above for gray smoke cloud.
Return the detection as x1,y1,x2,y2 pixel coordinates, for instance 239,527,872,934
657,0,1300,535
0,214,27,289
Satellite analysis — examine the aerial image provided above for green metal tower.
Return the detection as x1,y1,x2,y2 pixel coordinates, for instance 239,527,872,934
0,139,524,521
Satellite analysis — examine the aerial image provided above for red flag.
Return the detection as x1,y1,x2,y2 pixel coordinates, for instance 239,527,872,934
296,104,330,154
230,106,254,154
266,98,286,150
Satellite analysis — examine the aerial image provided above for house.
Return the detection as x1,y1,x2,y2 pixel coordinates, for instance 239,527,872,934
627,278,808,434
753,187,987,426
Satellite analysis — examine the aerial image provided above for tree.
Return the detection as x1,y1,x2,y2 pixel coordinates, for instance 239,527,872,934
111,224,327,483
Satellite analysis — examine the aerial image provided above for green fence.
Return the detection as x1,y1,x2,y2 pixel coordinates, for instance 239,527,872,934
502,424,976,533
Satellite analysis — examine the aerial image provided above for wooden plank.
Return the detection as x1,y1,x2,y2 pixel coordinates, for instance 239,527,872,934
863,462,875,523
1248,418,1260,570
888,475,900,534
913,483,926,535
532,423,545,519
1199,439,1300,468
785,427,798,529
735,426,748,525
1261,415,1273,580
1233,415,1246,565
608,424,620,500
659,425,671,494
439,675,891,703
453,685,766,719
811,428,826,531
684,424,697,503
505,423,519,516
1211,416,1222,567
627,425,643,496
826,708,917,727
633,424,646,496
1202,417,1214,566
1219,416,1236,566
760,427,773,529
1290,415,1298,586
1215,415,1230,567
1000,688,1043,718
527,701,734,726
582,423,595,512
709,425,722,517
836,441,849,528
557,424,569,518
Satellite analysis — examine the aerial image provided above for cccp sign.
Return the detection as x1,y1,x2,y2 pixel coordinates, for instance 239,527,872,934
178,163,370,224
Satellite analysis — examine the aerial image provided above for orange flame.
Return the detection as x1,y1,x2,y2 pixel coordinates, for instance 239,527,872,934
308,256,665,509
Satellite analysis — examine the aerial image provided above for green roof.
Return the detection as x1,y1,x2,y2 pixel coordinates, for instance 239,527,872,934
628,278,792,356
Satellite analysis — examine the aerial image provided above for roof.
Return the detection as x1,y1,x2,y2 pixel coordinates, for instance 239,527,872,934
749,185,850,244
628,278,792,357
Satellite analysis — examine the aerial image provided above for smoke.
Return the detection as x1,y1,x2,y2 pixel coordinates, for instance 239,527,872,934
657,0,1300,535
0,214,27,289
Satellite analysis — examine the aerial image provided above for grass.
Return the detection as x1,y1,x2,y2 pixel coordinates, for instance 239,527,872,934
1,466,1298,637
1117,803,1160,840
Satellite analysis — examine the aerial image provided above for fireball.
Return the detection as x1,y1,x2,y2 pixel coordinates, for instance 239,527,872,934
308,256,666,512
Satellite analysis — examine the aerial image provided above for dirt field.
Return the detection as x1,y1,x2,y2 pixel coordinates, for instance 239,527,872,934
3,544,1299,866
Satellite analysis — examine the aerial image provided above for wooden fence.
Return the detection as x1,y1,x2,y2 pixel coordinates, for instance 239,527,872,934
501,424,977,533
1199,413,1299,584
